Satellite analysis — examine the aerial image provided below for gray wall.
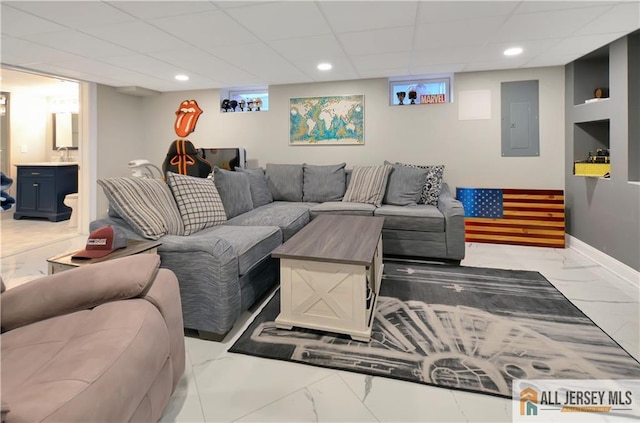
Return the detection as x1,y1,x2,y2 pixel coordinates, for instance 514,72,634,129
95,85,146,216
565,35,640,271
135,66,564,195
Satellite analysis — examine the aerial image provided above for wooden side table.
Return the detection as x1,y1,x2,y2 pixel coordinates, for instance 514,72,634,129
47,240,162,274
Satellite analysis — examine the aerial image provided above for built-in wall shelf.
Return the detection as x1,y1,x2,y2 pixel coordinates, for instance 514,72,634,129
573,45,609,106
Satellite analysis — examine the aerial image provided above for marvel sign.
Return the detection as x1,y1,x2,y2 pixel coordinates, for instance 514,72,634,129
420,94,446,104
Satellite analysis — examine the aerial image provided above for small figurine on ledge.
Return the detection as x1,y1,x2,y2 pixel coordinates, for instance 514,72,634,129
408,90,417,104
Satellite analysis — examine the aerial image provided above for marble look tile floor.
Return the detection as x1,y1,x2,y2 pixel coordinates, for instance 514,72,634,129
1,239,638,423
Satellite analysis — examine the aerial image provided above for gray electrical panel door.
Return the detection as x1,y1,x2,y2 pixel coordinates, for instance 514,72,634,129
501,80,539,156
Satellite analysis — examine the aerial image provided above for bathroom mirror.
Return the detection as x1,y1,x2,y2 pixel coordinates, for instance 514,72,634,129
52,112,79,150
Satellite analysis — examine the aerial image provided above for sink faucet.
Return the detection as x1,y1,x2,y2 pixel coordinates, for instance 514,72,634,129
57,146,70,162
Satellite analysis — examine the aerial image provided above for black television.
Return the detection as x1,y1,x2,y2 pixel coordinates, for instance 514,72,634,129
197,147,246,171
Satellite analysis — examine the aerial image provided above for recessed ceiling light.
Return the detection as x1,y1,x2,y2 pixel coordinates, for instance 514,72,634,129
317,63,332,71
504,47,523,56
175,74,189,81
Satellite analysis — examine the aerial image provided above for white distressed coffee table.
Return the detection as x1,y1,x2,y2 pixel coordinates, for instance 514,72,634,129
271,214,384,342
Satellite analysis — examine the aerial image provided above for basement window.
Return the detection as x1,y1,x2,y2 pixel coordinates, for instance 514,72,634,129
221,87,269,112
389,75,452,106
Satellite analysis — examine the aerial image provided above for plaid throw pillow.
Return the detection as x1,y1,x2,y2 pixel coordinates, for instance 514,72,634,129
166,172,226,235
342,165,393,207
98,177,184,240
396,163,445,206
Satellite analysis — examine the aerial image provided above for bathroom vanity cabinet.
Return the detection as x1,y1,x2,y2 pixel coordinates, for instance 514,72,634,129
13,163,78,222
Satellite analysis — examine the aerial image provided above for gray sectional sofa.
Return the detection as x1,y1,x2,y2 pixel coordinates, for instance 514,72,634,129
91,162,465,340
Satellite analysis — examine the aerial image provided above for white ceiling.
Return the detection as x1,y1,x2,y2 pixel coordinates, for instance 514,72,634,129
1,0,639,93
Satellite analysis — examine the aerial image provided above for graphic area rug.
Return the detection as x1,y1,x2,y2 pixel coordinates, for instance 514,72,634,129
229,261,640,399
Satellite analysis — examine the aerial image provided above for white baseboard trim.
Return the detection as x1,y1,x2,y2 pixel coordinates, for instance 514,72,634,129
566,235,640,289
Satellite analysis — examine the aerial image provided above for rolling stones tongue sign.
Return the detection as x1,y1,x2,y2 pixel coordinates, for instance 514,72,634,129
174,99,203,137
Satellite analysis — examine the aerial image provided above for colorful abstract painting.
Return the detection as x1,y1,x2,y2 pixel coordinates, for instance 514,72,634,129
289,95,364,145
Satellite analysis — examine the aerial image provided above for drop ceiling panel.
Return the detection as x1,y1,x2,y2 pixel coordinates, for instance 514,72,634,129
513,1,617,14
93,54,190,81
462,59,529,72
5,1,136,29
106,1,218,20
267,35,346,62
21,30,134,59
417,1,518,23
338,27,414,56
410,63,466,75
224,2,330,41
472,39,558,63
150,10,258,49
0,5,66,37
573,2,640,36
149,50,258,85
319,1,418,33
82,21,194,54
294,57,358,82
414,16,506,50
357,67,415,79
351,52,411,72
492,6,612,41
544,32,630,57
411,46,482,67
208,43,309,83
0,37,87,66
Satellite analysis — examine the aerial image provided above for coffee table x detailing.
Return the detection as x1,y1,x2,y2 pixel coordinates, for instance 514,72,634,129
272,215,384,342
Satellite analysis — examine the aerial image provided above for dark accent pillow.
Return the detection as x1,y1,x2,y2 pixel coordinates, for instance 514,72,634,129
166,172,226,235
265,164,303,202
396,163,445,206
383,161,429,206
303,163,347,202
213,167,254,218
235,167,273,208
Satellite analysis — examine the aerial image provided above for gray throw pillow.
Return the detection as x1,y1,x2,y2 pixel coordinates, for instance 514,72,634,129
302,163,346,202
383,161,429,206
265,164,303,202
396,162,445,206
213,167,254,218
235,167,273,208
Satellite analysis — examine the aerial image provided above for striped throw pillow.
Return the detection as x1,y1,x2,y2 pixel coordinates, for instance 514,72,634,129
342,165,393,207
166,172,226,235
98,178,184,239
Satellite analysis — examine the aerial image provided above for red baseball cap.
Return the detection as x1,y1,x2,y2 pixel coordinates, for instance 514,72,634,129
72,225,128,259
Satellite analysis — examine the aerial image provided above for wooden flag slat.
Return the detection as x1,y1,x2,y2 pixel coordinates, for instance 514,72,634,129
503,194,564,201
502,202,565,210
465,218,565,228
465,226,564,236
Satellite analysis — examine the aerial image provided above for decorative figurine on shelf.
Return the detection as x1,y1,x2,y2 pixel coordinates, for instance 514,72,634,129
229,100,238,112
408,90,417,104
247,100,254,111
255,98,263,111
396,91,406,105
221,99,231,112
238,99,246,111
